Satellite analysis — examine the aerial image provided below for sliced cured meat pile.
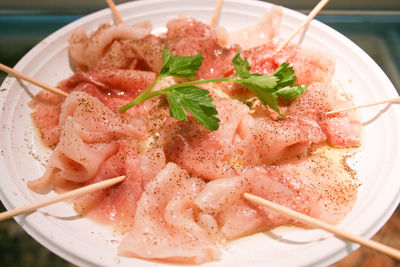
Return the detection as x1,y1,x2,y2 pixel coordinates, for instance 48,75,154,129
28,5,362,264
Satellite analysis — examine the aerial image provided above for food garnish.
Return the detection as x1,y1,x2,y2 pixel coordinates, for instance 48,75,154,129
120,48,307,131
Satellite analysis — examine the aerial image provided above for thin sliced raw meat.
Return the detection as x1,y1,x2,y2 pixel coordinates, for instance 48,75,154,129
30,69,157,147
264,150,359,223
242,43,335,85
228,5,282,49
195,150,358,239
161,97,250,180
235,116,326,165
28,91,144,193
286,83,362,147
162,96,326,179
166,16,238,79
29,90,65,148
195,167,308,239
59,69,156,101
69,21,153,72
74,145,166,232
120,36,166,72
28,117,119,194
59,91,142,142
119,163,220,264
274,45,336,85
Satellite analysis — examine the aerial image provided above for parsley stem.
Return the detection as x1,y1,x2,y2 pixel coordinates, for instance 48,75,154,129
161,77,241,91
120,77,239,112
120,75,163,112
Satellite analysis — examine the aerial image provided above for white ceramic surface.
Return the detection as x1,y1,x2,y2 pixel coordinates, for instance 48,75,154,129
1,0,400,266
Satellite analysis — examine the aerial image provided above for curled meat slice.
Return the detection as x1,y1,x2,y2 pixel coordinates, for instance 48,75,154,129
242,43,335,85
286,83,362,147
228,5,282,49
59,91,141,142
29,90,65,148
166,16,237,79
59,69,156,102
28,117,119,194
195,151,358,239
119,36,166,72
73,145,166,232
162,96,325,180
28,91,139,193
161,98,249,180
195,167,308,239
30,69,157,147
275,45,336,85
119,163,220,264
69,21,152,72
235,116,326,165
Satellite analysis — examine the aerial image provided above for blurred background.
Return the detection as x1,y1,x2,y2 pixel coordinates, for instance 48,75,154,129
0,0,400,266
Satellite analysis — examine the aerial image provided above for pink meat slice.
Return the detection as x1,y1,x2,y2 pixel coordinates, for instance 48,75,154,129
263,154,359,224
162,96,325,180
166,16,238,79
58,91,141,142
28,117,119,194
118,163,220,264
228,5,283,49
28,91,137,193
29,90,65,148
161,97,250,180
60,70,170,140
194,167,309,239
68,21,153,72
286,83,362,147
234,115,326,165
243,43,335,85
30,69,158,147
59,69,156,102
118,36,166,72
73,145,166,232
194,152,358,239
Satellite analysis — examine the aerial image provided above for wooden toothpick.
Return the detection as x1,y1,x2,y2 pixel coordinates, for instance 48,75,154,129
0,63,69,97
275,0,330,52
326,97,400,115
210,0,224,27
244,192,400,261
106,0,124,24
0,176,126,221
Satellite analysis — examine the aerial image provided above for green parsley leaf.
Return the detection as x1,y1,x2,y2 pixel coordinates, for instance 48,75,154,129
273,62,297,89
159,48,204,79
232,53,305,116
232,51,251,78
241,79,283,116
164,86,220,131
275,85,308,100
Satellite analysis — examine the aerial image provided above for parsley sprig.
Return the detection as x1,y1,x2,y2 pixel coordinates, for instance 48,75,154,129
120,48,307,131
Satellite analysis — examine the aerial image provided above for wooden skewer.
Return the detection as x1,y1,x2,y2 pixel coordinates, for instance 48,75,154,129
0,63,69,97
244,192,400,261
210,0,224,27
275,0,330,52
326,97,400,115
0,176,125,222
106,0,124,24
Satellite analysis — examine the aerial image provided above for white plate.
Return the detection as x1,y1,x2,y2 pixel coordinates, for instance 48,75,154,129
1,0,400,266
